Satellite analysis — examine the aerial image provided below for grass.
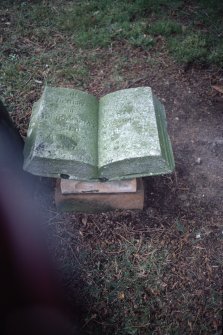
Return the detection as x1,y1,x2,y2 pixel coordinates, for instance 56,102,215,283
1,0,222,112
55,209,223,335
169,33,208,65
1,0,222,109
80,240,169,334
149,20,182,37
1,0,223,63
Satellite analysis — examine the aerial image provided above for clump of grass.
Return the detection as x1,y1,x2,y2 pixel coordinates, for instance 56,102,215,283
129,34,154,48
79,239,168,334
17,2,57,30
74,28,112,48
169,33,208,65
56,65,89,84
149,20,182,36
1,59,30,91
208,42,223,67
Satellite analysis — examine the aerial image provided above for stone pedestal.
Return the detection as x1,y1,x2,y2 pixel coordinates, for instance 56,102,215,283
55,178,144,213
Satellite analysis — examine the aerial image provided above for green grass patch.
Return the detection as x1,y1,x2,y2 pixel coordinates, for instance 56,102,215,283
0,0,222,121
208,42,223,67
79,240,169,334
169,33,208,65
149,20,182,36
1,0,223,66
56,0,183,48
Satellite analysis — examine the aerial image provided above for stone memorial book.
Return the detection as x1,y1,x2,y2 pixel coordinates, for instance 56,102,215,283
23,86,175,180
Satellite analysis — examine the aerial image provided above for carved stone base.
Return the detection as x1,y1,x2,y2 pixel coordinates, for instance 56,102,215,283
55,178,144,212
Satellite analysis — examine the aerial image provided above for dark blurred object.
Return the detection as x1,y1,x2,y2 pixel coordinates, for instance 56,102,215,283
0,101,78,334
0,100,24,171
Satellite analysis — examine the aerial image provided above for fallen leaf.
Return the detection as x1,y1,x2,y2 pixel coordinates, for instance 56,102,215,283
118,291,125,300
188,320,192,331
82,216,87,226
212,85,223,94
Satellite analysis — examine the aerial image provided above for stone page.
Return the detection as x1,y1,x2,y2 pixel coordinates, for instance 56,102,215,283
98,87,161,178
23,86,99,179
98,87,174,180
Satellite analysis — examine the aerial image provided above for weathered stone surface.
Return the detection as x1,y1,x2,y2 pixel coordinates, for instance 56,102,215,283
24,86,174,180
61,178,137,194
98,87,175,179
55,178,144,212
23,86,98,179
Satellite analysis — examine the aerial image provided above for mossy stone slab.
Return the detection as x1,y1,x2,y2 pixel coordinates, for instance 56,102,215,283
23,86,98,179
98,87,175,179
23,86,174,180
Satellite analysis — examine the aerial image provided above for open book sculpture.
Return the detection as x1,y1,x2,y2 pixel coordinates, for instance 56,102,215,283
23,86,174,180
